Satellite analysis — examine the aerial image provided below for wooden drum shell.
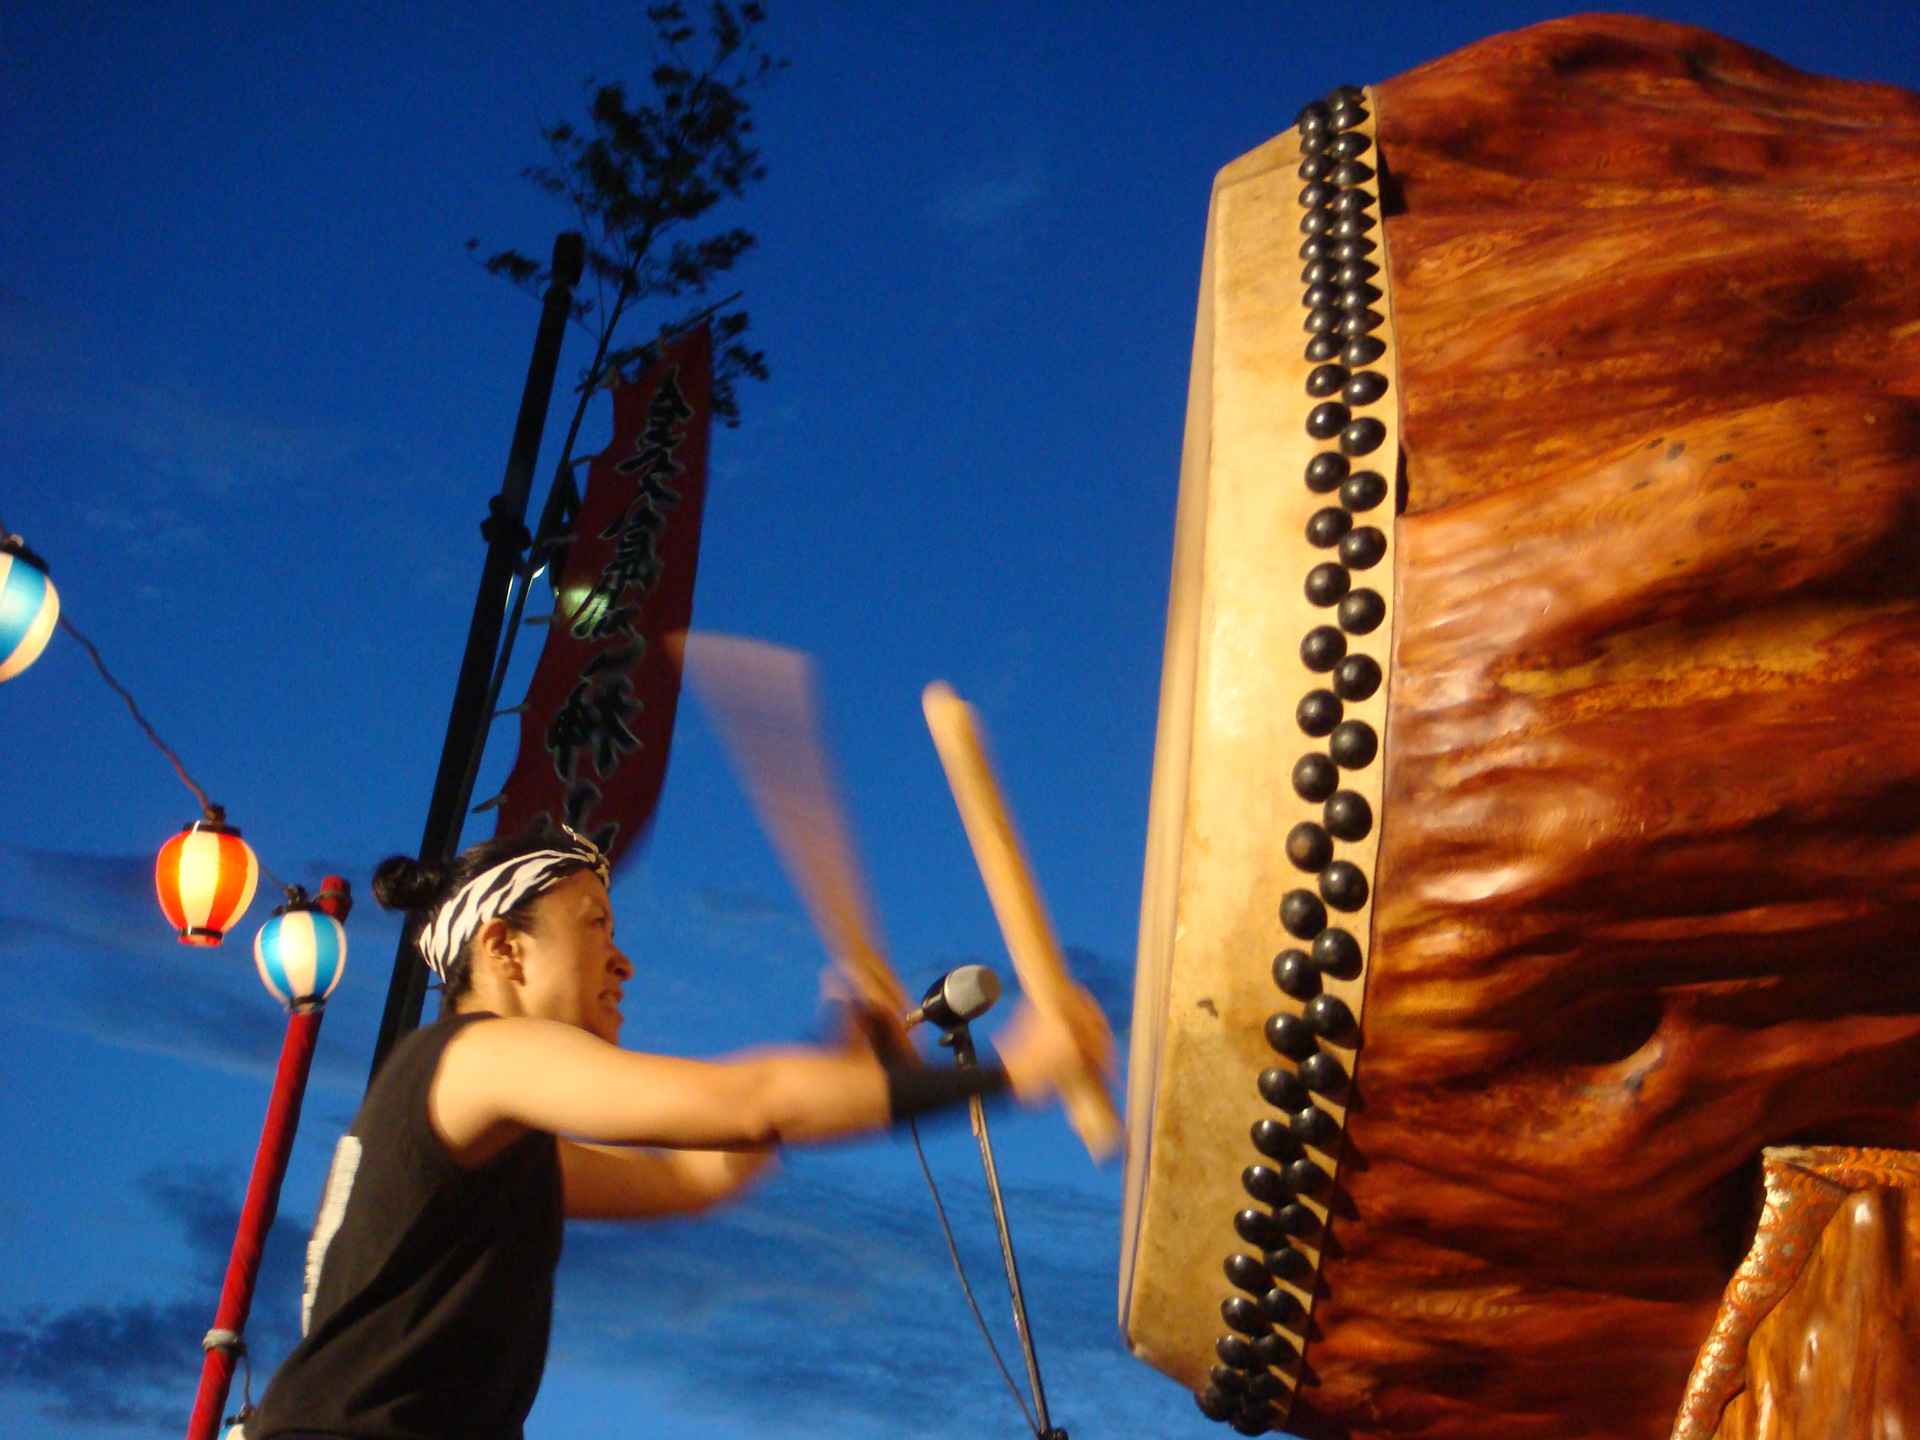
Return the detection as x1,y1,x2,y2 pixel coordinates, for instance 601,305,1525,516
1123,17,1920,1440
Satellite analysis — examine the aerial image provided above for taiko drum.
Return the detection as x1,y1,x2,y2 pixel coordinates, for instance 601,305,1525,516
1121,17,1920,1440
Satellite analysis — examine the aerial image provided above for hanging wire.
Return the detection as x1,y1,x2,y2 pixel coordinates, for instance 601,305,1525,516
909,1117,1043,1439
3,514,294,893
223,1344,256,1437
57,613,219,818
5,512,216,817
58,612,294,889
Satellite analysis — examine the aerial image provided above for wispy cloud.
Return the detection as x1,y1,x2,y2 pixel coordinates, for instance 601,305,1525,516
0,298,423,556
546,1152,1177,1438
0,847,818,1079
935,168,1043,229
0,847,393,1088
0,1297,207,1426
922,156,1053,343
686,884,795,923
0,844,1134,1069
0,1167,304,1425
116,376,332,498
930,158,1049,269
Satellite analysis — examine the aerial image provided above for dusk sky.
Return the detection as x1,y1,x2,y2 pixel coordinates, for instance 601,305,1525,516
4,4,1917,1438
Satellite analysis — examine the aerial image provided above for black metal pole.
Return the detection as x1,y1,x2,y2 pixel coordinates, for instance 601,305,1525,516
950,1024,1064,1440
368,232,585,1085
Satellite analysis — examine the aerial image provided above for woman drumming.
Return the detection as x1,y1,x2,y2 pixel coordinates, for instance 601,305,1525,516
248,824,1103,1440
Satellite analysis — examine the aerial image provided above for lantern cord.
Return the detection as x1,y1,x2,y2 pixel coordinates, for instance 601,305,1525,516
61,612,296,892
57,613,220,822
13,526,298,895
908,1117,1043,1438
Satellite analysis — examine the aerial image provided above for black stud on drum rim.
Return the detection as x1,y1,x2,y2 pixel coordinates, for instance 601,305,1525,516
1202,81,1395,1432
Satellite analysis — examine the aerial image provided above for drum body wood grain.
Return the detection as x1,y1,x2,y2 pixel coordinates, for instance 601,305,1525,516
1123,16,1920,1440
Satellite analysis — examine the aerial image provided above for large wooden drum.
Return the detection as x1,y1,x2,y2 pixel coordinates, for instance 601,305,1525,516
1120,16,1920,1440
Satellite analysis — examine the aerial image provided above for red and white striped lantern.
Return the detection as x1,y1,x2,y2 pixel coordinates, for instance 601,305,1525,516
156,819,259,947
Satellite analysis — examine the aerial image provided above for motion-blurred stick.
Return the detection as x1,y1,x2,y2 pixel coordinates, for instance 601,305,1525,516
921,681,1122,1161
681,633,909,1029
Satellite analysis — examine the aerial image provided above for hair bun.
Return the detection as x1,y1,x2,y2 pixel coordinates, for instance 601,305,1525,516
371,854,450,913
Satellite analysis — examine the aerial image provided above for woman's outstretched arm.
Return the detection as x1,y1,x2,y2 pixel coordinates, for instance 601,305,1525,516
431,1018,892,1161
430,996,1090,1167
557,1140,777,1219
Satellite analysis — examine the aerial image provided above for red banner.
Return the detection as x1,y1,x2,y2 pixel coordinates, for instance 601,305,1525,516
494,323,713,864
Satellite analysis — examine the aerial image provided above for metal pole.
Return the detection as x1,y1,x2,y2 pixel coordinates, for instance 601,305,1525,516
951,1024,1063,1440
184,1005,326,1440
368,232,585,1083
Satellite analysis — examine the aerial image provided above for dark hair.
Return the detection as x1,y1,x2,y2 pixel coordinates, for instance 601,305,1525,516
371,825,592,1005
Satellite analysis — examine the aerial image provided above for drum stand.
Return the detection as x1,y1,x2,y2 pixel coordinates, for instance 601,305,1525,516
946,1021,1067,1440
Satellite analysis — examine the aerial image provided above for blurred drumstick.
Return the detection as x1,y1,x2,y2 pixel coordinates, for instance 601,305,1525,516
921,682,1122,1161
679,633,909,1032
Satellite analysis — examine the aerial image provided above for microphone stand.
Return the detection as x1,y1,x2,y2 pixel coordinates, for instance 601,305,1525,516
945,1021,1065,1440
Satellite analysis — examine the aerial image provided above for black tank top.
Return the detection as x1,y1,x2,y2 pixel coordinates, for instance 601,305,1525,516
252,1011,563,1440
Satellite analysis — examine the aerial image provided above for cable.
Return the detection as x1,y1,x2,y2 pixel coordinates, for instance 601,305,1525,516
57,613,219,819
909,1117,1042,1439
5,516,218,820
60,612,294,890
9,520,299,899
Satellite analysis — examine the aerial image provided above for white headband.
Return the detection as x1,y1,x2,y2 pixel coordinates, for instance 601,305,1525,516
417,828,611,981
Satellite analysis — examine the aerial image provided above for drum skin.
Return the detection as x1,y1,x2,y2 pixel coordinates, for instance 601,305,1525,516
1291,16,1920,1440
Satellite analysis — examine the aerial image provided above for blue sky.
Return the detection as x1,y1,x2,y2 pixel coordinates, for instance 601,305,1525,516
3,4,1916,1438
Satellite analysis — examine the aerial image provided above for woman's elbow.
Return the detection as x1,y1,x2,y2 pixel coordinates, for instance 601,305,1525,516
727,1067,792,1148
712,1048,886,1148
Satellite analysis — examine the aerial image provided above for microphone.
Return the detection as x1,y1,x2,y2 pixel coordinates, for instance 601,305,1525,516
905,965,1001,1031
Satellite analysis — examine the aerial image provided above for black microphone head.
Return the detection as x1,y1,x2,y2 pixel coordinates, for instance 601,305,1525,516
918,964,1001,1030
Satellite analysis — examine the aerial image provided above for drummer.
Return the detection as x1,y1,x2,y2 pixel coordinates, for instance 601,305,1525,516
246,823,1101,1440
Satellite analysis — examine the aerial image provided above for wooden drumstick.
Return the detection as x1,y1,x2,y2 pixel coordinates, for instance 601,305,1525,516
921,682,1122,1161
680,633,909,1032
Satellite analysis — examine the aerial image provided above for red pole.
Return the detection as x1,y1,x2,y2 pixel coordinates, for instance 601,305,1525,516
185,1004,325,1440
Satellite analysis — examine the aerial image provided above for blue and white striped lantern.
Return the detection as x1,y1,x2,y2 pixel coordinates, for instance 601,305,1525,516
0,540,59,683
254,907,347,1008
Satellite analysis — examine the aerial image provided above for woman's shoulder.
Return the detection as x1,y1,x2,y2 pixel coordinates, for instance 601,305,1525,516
428,1014,616,1164
368,1009,498,1093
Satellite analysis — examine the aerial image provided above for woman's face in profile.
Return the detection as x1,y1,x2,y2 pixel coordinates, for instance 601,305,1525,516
518,869,633,1044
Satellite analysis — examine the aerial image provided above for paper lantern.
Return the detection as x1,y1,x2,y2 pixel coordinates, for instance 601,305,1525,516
155,819,259,947
254,902,346,1008
0,538,59,683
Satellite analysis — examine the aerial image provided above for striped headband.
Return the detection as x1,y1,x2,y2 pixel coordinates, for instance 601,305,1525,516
416,828,612,981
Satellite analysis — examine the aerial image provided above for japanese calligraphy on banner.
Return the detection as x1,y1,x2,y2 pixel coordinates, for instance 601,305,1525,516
494,323,713,865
